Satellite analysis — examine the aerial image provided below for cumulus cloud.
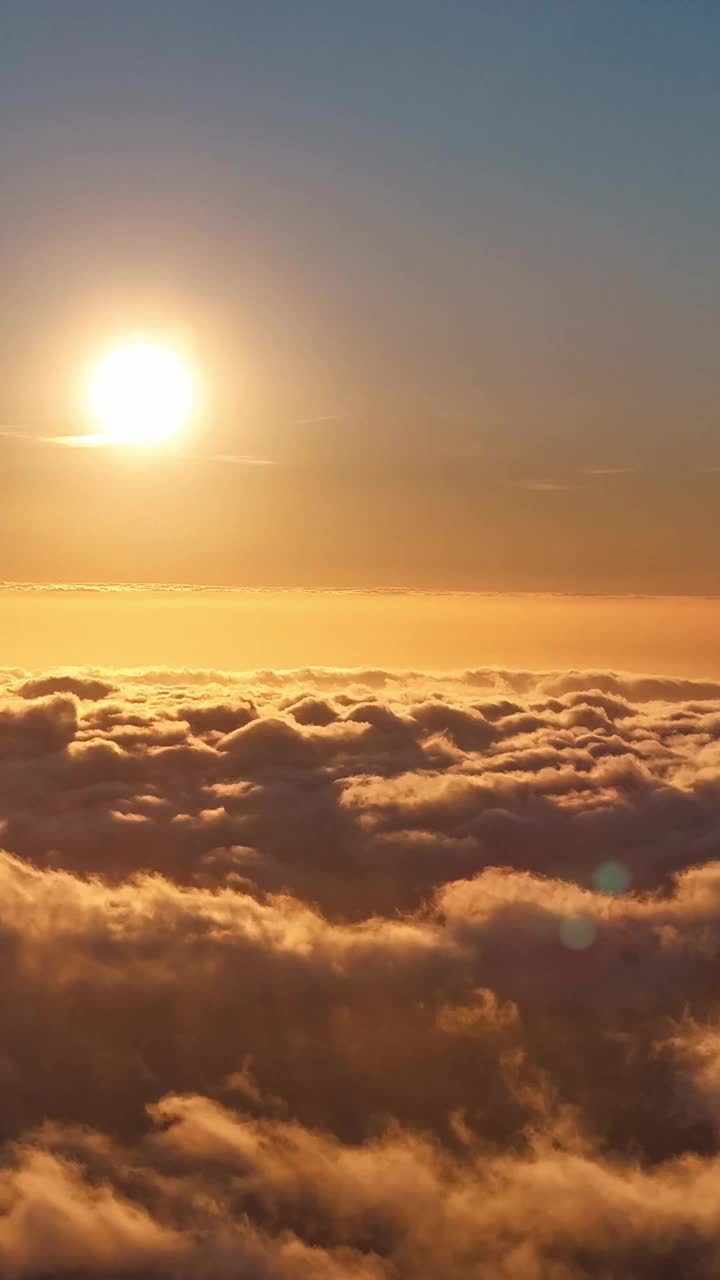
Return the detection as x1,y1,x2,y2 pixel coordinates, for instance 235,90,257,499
3,663,720,1273
17,673,116,700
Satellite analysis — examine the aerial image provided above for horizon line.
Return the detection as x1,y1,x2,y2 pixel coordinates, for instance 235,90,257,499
2,580,720,602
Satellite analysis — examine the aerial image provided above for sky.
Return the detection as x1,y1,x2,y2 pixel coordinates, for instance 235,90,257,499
3,0,720,593
3,585,720,675
8,11,720,1277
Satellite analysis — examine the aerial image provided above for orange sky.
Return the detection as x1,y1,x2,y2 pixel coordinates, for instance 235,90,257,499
3,586,720,677
3,6,720,598
2,434,720,596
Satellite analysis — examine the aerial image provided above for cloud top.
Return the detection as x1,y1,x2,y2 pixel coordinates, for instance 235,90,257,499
3,664,720,1274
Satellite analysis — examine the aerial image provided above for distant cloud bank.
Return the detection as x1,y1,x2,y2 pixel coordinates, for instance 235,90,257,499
2,664,720,1275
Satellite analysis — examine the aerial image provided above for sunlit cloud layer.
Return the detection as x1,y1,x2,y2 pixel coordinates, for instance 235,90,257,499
1,665,720,1274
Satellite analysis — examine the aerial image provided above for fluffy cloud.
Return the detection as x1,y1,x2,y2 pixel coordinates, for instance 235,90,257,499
2,663,720,1274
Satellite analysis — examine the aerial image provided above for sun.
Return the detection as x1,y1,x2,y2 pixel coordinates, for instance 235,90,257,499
87,340,194,445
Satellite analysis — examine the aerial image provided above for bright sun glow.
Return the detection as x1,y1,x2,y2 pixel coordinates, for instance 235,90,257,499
87,340,194,445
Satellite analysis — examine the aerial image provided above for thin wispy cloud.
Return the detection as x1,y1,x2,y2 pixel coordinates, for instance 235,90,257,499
0,427,273,465
583,466,640,478
512,468,641,492
46,433,113,448
293,414,346,426
201,452,275,466
513,479,580,493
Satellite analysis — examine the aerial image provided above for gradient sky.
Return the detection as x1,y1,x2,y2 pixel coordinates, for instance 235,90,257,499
2,1,719,591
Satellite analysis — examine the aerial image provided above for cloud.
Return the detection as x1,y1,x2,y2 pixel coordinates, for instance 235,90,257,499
17,673,116,701
3,664,720,1272
513,479,581,492
584,465,640,477
0,427,117,449
0,427,274,464
199,452,276,464
0,692,78,759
